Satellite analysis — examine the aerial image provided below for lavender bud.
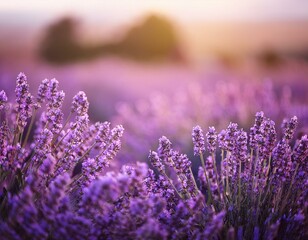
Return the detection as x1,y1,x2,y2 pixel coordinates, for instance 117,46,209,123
272,140,292,183
258,118,276,159
250,111,265,150
236,129,248,162
39,154,55,176
95,121,111,145
206,126,217,154
293,135,308,165
111,124,124,140
203,211,225,238
149,151,165,173
0,90,8,110
71,91,89,116
37,79,50,107
158,136,172,165
192,125,205,155
46,108,63,135
225,122,238,152
34,128,53,162
15,73,34,128
218,130,228,150
0,124,9,168
282,116,298,141
47,78,59,101
49,90,65,109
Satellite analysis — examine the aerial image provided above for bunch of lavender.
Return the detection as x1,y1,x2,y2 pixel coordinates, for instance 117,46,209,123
147,112,307,239
0,73,126,238
195,112,307,239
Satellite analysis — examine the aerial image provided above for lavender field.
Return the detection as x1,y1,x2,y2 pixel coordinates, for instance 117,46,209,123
0,72,307,239
0,1,308,240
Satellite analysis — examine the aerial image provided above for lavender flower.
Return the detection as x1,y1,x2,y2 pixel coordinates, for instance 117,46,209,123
15,73,34,128
158,136,172,163
293,134,308,165
235,129,248,163
46,108,64,135
36,79,49,108
203,211,225,238
71,91,89,116
249,111,265,150
95,121,111,146
282,116,298,141
49,90,65,109
258,118,277,160
192,125,205,155
110,124,124,140
206,126,217,154
149,150,165,173
0,90,8,110
272,139,292,183
225,122,238,152
218,129,228,150
47,78,59,101
0,124,9,169
172,151,195,196
32,128,53,164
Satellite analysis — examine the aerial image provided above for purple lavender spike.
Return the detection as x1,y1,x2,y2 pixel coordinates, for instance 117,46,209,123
282,116,298,141
71,91,89,116
0,90,8,110
192,125,205,155
206,126,217,154
149,150,165,173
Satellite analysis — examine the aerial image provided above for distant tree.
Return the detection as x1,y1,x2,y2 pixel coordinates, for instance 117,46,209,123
39,15,184,64
259,48,282,67
117,14,181,61
39,17,83,64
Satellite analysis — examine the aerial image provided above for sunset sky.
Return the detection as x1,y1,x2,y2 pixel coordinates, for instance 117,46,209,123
1,0,308,27
1,0,308,62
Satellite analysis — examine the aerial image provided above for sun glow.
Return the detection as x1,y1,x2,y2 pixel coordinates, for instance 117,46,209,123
1,0,308,23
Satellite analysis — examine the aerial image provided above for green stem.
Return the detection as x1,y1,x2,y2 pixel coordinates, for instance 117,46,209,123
189,167,199,195
261,168,276,206
212,152,223,205
237,162,241,209
12,112,20,146
54,141,96,176
163,172,183,199
22,109,37,148
250,149,254,172
54,129,70,149
252,150,258,191
279,163,299,216
52,111,72,144
225,152,230,198
200,152,213,205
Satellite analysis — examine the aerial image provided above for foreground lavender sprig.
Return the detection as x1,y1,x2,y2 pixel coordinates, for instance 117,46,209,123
192,125,205,155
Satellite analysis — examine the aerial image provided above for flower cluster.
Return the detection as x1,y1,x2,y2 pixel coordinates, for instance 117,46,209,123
0,74,307,239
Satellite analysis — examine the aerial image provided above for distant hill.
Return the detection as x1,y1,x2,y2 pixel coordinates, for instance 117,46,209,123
183,20,308,60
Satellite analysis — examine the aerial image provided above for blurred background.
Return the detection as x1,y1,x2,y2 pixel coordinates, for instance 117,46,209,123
1,0,308,161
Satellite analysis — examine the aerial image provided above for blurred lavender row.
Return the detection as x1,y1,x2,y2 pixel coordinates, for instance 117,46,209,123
114,73,308,162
